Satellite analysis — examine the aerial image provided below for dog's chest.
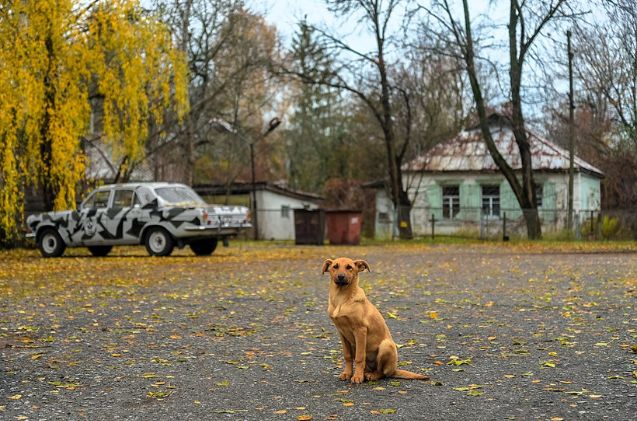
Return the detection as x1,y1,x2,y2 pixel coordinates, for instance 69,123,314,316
329,304,345,320
328,299,357,327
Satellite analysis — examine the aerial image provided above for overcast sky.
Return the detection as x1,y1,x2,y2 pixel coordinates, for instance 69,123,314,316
250,0,509,51
244,0,602,122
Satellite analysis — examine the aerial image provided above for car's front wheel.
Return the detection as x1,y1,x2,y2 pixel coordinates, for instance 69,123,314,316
144,227,174,257
88,245,113,257
38,228,66,258
189,238,218,256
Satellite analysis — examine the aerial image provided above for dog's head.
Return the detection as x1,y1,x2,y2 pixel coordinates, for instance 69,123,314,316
322,257,370,287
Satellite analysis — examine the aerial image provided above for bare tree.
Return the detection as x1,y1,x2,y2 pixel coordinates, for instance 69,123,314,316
575,0,637,146
284,0,417,238
559,0,637,208
144,1,278,186
424,0,573,239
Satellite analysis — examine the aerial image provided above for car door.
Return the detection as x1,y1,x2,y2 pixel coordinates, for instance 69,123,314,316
80,189,113,245
122,190,147,243
105,189,136,245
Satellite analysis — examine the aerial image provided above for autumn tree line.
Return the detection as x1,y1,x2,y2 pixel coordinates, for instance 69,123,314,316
0,0,635,244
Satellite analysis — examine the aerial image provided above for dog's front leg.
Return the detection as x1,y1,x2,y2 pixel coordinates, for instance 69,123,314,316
338,333,353,381
351,327,367,384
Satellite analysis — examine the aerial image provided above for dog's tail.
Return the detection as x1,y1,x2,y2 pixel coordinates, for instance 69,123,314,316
392,369,429,380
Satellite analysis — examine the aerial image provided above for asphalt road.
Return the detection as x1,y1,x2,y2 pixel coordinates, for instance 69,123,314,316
1,242,636,420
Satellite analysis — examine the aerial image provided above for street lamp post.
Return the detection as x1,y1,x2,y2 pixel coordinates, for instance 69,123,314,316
250,141,258,240
210,116,281,241
249,117,281,241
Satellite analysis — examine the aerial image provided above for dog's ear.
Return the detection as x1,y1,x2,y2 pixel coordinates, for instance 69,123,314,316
322,259,333,274
354,260,370,272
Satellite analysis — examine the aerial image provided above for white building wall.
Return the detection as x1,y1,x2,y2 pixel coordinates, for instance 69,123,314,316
374,189,393,240
256,190,319,240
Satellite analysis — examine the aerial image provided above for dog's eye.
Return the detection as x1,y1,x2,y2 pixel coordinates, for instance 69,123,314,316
333,264,339,269
346,265,353,270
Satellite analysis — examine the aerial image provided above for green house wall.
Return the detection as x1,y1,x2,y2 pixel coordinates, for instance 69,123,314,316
579,174,601,211
396,171,602,238
415,174,597,224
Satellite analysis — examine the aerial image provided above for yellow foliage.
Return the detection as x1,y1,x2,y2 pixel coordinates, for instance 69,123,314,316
0,0,188,243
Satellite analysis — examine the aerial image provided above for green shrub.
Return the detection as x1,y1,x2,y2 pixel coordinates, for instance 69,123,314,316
600,215,620,240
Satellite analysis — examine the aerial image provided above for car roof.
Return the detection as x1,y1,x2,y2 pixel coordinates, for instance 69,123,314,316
96,182,189,190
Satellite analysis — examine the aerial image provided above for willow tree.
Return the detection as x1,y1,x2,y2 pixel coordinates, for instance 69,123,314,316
0,0,187,244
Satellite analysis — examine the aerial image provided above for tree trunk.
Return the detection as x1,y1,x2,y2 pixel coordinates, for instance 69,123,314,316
40,32,56,210
397,188,413,239
180,0,194,186
508,1,541,239
523,208,542,239
376,23,412,239
454,0,542,240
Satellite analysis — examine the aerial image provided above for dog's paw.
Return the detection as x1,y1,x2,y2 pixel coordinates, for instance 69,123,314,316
350,373,364,384
365,372,381,381
339,371,352,381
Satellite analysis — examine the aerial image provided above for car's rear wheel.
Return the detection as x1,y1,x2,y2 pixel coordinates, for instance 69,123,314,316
144,227,174,257
189,238,218,256
38,228,66,258
87,245,113,257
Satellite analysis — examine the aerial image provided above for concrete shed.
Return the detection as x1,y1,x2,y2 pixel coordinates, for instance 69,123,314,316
195,182,323,241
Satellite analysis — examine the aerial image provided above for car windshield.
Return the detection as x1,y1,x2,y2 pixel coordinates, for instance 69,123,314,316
154,186,206,207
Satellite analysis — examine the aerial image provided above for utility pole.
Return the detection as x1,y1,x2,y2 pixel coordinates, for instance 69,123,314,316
567,30,575,232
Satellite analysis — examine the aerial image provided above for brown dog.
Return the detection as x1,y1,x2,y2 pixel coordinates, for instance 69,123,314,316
322,257,429,384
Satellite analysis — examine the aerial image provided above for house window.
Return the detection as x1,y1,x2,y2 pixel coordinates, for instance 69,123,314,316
535,184,543,207
281,205,290,218
442,186,460,219
482,185,500,217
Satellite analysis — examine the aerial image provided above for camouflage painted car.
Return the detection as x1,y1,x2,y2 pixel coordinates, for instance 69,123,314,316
26,182,251,257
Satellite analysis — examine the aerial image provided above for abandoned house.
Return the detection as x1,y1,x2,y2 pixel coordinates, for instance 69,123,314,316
372,114,604,238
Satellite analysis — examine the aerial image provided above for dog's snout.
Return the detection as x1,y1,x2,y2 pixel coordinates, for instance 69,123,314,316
335,273,349,285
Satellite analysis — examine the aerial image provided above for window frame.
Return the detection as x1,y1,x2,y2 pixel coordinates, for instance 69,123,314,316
112,189,135,209
281,205,291,218
442,185,460,220
481,185,500,218
535,184,543,208
82,189,111,210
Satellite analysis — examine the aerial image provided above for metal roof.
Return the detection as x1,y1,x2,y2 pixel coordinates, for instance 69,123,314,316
403,123,604,178
97,182,186,189
194,182,324,202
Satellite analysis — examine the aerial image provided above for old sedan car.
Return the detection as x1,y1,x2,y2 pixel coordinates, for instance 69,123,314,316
26,182,251,257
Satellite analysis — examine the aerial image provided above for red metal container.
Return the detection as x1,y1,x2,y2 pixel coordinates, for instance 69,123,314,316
326,210,363,245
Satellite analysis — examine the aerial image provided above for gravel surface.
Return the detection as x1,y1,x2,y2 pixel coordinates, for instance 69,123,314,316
1,242,636,420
